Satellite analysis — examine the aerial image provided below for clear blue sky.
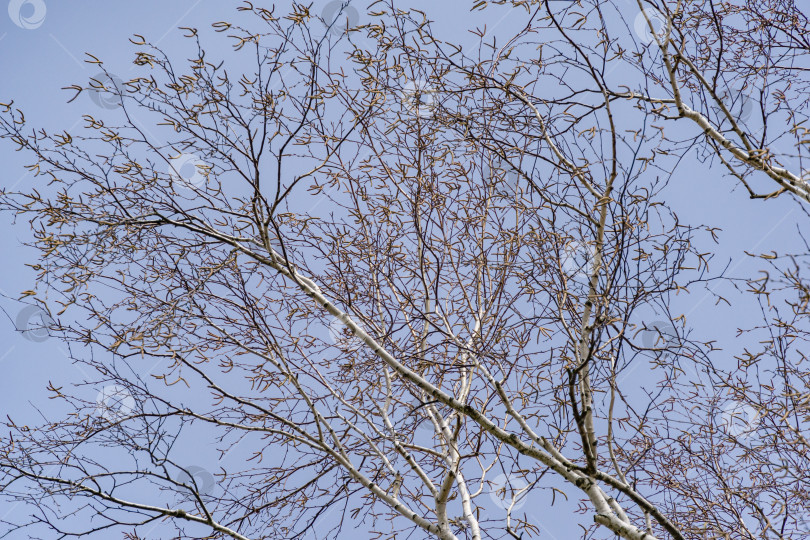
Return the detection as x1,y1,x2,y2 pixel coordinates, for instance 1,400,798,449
0,1,805,538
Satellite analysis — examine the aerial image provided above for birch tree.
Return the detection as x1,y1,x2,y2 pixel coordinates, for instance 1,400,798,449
0,1,808,539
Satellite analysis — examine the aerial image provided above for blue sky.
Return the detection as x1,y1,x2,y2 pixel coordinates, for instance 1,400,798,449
0,1,806,538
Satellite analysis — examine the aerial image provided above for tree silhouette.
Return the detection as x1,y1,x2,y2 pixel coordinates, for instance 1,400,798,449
0,1,808,539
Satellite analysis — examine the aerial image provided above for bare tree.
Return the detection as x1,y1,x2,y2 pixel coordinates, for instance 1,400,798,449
0,1,808,539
